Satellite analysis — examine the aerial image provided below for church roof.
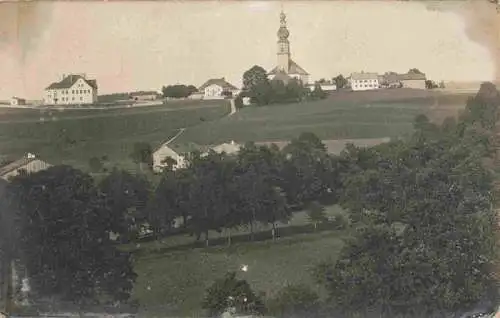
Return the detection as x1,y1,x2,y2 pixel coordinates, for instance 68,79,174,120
268,59,309,76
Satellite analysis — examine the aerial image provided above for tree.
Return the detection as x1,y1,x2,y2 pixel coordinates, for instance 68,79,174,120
310,83,327,100
162,84,198,99
267,283,320,318
425,80,438,89
130,142,153,171
320,86,500,316
333,74,348,89
98,168,151,242
242,65,273,106
3,166,137,307
88,156,103,173
408,68,423,74
202,272,265,317
306,201,328,230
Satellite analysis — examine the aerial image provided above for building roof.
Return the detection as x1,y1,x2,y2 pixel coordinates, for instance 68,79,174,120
350,72,379,80
199,78,239,91
46,74,98,90
11,96,26,101
382,72,426,83
211,141,242,155
398,72,426,81
0,154,48,177
269,59,309,76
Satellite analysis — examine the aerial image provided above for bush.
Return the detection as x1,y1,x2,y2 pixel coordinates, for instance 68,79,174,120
267,283,321,318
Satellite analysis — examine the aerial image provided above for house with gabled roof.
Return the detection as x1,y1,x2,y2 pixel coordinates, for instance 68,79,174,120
199,78,240,100
0,153,52,181
44,73,98,105
152,141,209,173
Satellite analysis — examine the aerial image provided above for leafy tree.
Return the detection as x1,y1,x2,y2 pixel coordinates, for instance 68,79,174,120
267,283,320,318
306,201,328,230
333,74,348,89
3,166,137,307
88,156,103,173
130,142,153,171
409,68,423,74
310,83,327,100
285,78,307,102
162,84,198,98
98,168,151,242
202,272,265,317
242,65,273,106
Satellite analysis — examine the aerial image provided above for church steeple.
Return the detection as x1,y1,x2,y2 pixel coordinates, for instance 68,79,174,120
276,9,290,72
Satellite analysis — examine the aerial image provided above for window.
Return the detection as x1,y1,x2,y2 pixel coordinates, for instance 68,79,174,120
72,97,75,101
80,97,83,101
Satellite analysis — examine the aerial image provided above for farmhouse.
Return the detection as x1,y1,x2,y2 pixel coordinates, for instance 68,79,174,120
199,78,240,100
398,72,427,89
152,144,187,173
380,71,427,89
44,74,98,105
210,140,242,155
308,81,337,92
268,11,310,85
349,72,380,91
10,97,26,106
0,153,52,181
153,142,209,172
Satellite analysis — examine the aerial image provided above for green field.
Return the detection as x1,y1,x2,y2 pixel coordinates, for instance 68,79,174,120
0,100,230,170
174,94,469,145
132,206,347,317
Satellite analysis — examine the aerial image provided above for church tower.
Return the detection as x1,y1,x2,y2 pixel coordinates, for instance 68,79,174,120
268,9,310,84
277,11,290,72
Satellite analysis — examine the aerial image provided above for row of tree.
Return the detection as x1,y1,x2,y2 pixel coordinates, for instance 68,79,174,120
161,84,198,99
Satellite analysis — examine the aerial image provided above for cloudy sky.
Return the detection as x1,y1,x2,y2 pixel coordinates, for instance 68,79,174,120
0,0,497,100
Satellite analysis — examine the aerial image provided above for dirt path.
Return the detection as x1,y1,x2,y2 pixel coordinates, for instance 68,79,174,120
165,128,186,145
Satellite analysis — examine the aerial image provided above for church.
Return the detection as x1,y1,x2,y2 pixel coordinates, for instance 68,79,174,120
268,11,310,85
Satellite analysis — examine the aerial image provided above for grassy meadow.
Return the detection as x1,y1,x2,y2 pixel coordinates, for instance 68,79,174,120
0,100,230,171
132,206,348,317
174,91,472,145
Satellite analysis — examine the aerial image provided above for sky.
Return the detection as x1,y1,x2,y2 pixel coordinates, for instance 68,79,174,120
0,0,497,100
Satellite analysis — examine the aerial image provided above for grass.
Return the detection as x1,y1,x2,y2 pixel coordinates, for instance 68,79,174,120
174,92,471,145
0,100,230,171
132,205,348,317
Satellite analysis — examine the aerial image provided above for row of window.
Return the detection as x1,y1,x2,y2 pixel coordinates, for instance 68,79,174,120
59,96,84,102
353,84,378,89
59,89,91,95
353,79,377,83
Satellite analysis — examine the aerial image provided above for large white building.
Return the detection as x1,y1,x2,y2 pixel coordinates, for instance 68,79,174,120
44,74,98,105
268,11,310,85
349,72,380,91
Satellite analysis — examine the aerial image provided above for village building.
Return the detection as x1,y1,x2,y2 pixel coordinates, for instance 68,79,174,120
307,80,337,92
10,97,26,106
268,11,310,85
349,72,380,91
0,153,52,181
380,71,427,89
44,74,98,105
199,78,240,100
153,142,209,173
130,91,160,101
210,140,242,155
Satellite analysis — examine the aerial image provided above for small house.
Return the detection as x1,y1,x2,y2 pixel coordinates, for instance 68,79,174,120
10,97,26,106
0,153,52,181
